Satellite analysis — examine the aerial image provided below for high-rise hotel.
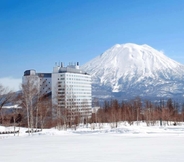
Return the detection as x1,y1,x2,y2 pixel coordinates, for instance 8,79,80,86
22,62,92,121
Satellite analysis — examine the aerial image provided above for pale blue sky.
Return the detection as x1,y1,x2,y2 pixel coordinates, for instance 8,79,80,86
0,0,184,90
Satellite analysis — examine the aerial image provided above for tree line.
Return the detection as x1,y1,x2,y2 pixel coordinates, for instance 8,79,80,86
1,80,184,134
91,97,184,128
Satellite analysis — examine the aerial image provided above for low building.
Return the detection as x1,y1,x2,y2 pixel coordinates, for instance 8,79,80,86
23,69,52,97
1,104,22,125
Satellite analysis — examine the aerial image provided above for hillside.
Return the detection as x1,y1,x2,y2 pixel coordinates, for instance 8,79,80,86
82,43,184,100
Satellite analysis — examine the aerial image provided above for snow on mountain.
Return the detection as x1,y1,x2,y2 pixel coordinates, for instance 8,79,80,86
82,43,184,100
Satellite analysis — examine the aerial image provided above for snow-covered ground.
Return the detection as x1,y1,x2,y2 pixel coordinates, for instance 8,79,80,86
1,122,184,162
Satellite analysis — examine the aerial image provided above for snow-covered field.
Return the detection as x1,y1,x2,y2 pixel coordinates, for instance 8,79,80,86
1,123,184,162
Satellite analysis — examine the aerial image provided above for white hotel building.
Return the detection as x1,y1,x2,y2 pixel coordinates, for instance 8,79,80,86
52,62,92,120
23,62,92,121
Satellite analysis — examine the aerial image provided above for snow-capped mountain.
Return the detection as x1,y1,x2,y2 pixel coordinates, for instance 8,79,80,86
82,43,184,100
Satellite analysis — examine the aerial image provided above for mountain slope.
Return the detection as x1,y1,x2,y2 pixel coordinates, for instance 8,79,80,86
82,43,184,100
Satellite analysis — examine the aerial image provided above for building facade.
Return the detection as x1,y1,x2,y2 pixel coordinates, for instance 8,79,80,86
23,63,92,123
52,63,92,122
23,69,52,97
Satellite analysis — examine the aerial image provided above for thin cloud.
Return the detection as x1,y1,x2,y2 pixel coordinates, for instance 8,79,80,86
0,77,21,91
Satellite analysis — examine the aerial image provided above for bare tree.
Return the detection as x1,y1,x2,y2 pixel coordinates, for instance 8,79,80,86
37,95,52,130
21,77,38,135
133,97,142,125
52,84,68,130
0,84,14,125
10,93,22,136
